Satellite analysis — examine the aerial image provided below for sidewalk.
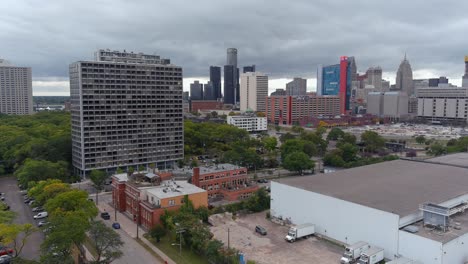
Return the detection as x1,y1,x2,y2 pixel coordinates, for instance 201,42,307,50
96,200,176,264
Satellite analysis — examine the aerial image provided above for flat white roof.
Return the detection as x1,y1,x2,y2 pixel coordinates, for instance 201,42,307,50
146,180,206,199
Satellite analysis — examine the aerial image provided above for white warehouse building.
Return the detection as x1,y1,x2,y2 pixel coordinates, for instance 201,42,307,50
271,155,468,264
227,115,267,132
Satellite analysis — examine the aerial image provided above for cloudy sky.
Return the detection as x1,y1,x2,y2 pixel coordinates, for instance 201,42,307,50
1,0,468,95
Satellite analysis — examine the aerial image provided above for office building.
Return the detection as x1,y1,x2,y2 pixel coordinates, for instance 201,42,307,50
416,87,468,125
192,164,258,201
112,172,207,229
224,48,239,105
243,65,256,73
209,66,222,100
203,81,215,100
190,80,204,100
70,49,183,176
0,59,33,115
265,94,341,125
316,56,353,114
364,66,383,91
366,91,408,119
182,91,189,101
271,156,468,263
395,54,414,95
429,77,449,87
270,88,286,96
462,56,468,87
240,72,268,112
190,100,224,112
227,115,267,132
286,77,307,96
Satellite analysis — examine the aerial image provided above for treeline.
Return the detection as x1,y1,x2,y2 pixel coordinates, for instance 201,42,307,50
0,112,73,184
33,96,70,105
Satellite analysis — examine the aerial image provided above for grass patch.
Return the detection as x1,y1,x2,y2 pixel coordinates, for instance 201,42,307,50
145,235,209,264
83,235,98,258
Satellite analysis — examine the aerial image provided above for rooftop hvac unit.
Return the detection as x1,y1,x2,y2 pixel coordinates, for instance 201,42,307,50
419,202,468,232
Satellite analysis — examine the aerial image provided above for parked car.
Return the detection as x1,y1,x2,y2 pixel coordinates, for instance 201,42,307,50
28,200,35,206
101,212,110,220
112,222,121,229
24,198,32,204
0,246,13,256
37,221,49,227
33,212,48,219
0,197,4,201
32,206,43,212
255,225,267,236
0,255,11,264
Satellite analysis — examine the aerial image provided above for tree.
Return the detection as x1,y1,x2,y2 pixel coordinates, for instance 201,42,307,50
262,136,277,152
336,132,357,148
280,139,304,160
338,143,358,162
428,143,447,156
88,220,124,263
245,188,270,212
361,131,385,153
415,135,426,144
315,126,327,137
291,125,304,134
323,150,346,167
205,239,224,263
9,224,36,257
15,159,69,187
274,125,281,132
149,225,167,243
279,133,295,143
45,189,98,220
327,127,345,141
89,170,107,205
282,151,315,174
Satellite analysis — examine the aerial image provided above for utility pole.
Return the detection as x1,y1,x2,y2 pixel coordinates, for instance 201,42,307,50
136,197,140,239
228,228,230,249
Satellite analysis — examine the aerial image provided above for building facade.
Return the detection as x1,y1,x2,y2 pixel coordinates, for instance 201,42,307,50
265,95,341,125
270,88,286,96
70,50,184,176
112,173,207,229
367,91,409,119
243,65,256,73
190,80,204,100
227,115,267,132
416,87,468,124
190,100,224,112
224,48,239,105
286,77,307,96
191,164,258,201
240,72,268,112
395,54,414,96
210,66,222,100
0,60,33,115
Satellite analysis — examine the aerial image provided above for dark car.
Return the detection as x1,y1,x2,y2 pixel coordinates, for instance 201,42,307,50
24,198,32,204
32,206,44,212
0,255,11,264
112,222,121,229
255,225,267,236
0,247,13,256
101,212,110,220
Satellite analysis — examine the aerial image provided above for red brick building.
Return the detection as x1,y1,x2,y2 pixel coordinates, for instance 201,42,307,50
112,172,208,229
190,100,224,112
265,94,341,125
191,164,259,201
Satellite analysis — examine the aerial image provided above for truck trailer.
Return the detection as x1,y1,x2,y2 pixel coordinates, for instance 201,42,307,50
340,241,370,263
356,247,384,264
285,223,315,242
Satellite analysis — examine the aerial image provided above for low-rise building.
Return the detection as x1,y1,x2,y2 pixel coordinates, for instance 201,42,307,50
191,100,224,112
191,164,259,201
227,115,267,132
416,87,468,125
265,94,341,125
112,171,207,229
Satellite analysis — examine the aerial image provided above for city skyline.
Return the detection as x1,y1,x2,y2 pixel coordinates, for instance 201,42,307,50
1,0,468,95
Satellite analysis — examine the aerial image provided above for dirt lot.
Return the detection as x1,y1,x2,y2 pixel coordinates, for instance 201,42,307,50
210,212,343,264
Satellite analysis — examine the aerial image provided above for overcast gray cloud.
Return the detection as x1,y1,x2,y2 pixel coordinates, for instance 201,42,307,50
1,0,468,95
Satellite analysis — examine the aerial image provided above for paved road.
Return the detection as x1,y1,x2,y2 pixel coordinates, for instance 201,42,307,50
0,176,43,260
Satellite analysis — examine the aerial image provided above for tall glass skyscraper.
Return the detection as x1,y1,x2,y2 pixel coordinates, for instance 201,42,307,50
224,48,239,105
209,66,221,100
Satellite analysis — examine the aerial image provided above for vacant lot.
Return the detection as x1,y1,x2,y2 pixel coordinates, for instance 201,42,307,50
210,212,343,264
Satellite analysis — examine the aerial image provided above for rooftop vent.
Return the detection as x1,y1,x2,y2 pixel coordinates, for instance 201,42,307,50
419,202,468,232
403,225,419,233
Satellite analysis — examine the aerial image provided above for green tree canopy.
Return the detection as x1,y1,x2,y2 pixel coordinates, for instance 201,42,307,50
361,131,385,153
89,169,107,205
88,220,124,263
327,127,345,141
15,159,69,187
282,151,315,174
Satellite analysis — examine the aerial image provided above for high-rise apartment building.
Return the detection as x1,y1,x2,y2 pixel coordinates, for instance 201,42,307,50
286,77,307,96
395,54,414,95
240,72,268,112
224,48,239,105
70,49,183,176
209,66,222,99
190,80,204,100
243,65,256,73
0,59,33,115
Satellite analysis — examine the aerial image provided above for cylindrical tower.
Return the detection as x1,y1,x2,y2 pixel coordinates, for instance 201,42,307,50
227,48,238,66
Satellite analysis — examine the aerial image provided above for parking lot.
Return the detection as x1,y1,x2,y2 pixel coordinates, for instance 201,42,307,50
210,212,343,264
0,176,43,260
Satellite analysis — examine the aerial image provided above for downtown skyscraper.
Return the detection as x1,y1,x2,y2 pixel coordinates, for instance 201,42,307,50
209,66,221,100
70,49,183,176
224,48,239,105
395,54,414,95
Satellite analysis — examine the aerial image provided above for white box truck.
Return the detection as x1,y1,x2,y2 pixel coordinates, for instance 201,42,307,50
356,247,384,264
285,223,315,242
340,241,370,263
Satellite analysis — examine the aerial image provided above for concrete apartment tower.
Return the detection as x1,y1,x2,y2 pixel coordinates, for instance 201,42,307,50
0,59,33,115
224,48,239,105
395,54,414,95
286,77,307,96
240,72,268,113
69,49,184,176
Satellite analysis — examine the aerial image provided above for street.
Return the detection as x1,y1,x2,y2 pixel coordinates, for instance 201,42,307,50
0,176,42,260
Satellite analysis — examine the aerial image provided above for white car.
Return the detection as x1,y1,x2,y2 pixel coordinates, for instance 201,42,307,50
33,212,48,219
